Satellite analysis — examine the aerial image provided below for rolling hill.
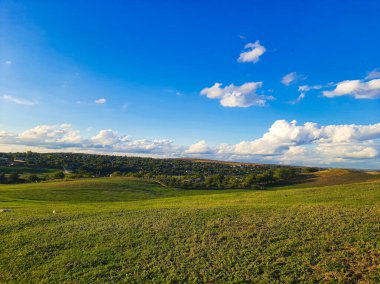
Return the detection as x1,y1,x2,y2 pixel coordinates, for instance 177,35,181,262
0,169,379,283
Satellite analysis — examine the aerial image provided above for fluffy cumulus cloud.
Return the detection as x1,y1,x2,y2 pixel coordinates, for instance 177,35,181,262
237,41,266,63
217,120,380,167
18,124,82,147
232,120,320,156
0,124,184,156
185,140,213,154
232,120,380,153
316,144,378,159
323,79,380,99
200,82,274,107
91,129,177,154
294,71,380,100
1,121,379,168
92,129,127,146
281,72,306,86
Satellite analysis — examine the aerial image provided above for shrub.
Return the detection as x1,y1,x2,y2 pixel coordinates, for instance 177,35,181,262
28,174,40,183
54,171,65,179
274,168,297,181
8,173,22,184
110,171,122,177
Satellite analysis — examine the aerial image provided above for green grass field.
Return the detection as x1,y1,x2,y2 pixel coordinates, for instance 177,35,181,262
0,171,379,283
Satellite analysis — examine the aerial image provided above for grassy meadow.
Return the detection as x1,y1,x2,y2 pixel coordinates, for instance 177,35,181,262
0,170,379,283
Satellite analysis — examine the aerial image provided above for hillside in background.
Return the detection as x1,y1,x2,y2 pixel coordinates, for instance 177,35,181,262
0,152,320,188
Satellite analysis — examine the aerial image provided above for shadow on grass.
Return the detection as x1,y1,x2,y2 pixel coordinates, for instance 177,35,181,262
265,174,317,190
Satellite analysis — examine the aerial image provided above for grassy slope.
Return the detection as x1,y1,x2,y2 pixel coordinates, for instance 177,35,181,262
0,171,379,283
292,168,380,187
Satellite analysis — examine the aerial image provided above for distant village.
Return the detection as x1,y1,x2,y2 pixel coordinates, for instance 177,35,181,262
0,157,26,166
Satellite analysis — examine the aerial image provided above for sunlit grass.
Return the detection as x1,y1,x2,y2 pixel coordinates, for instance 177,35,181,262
0,174,379,283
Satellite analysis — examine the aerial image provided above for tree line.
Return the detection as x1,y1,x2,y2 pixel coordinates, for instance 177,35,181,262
0,152,320,188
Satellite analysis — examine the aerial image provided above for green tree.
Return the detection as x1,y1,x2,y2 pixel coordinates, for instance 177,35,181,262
302,167,319,173
0,173,5,184
28,174,40,183
54,171,65,179
8,173,21,183
274,168,297,181
242,173,257,188
257,170,274,184
110,171,122,177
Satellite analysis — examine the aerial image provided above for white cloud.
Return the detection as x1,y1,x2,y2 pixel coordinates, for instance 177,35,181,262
211,120,380,167
320,123,380,142
92,129,125,146
0,124,184,156
233,120,321,155
2,95,36,106
316,143,378,159
323,79,380,99
0,131,17,144
232,120,380,156
238,120,380,166
185,140,213,154
298,84,323,92
297,71,380,100
200,82,274,107
237,41,266,63
365,68,380,80
4,60,12,65
278,146,308,163
281,72,306,86
289,93,305,104
89,129,179,155
95,98,107,104
1,121,379,168
18,124,82,147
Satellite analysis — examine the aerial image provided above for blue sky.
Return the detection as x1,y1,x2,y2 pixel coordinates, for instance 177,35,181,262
1,0,380,168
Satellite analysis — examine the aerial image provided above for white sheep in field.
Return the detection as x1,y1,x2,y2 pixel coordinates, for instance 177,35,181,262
52,210,56,214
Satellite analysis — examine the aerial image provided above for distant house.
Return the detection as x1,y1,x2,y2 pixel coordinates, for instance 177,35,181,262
13,159,26,164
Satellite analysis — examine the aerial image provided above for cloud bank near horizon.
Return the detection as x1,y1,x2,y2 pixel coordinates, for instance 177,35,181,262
1,120,379,169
